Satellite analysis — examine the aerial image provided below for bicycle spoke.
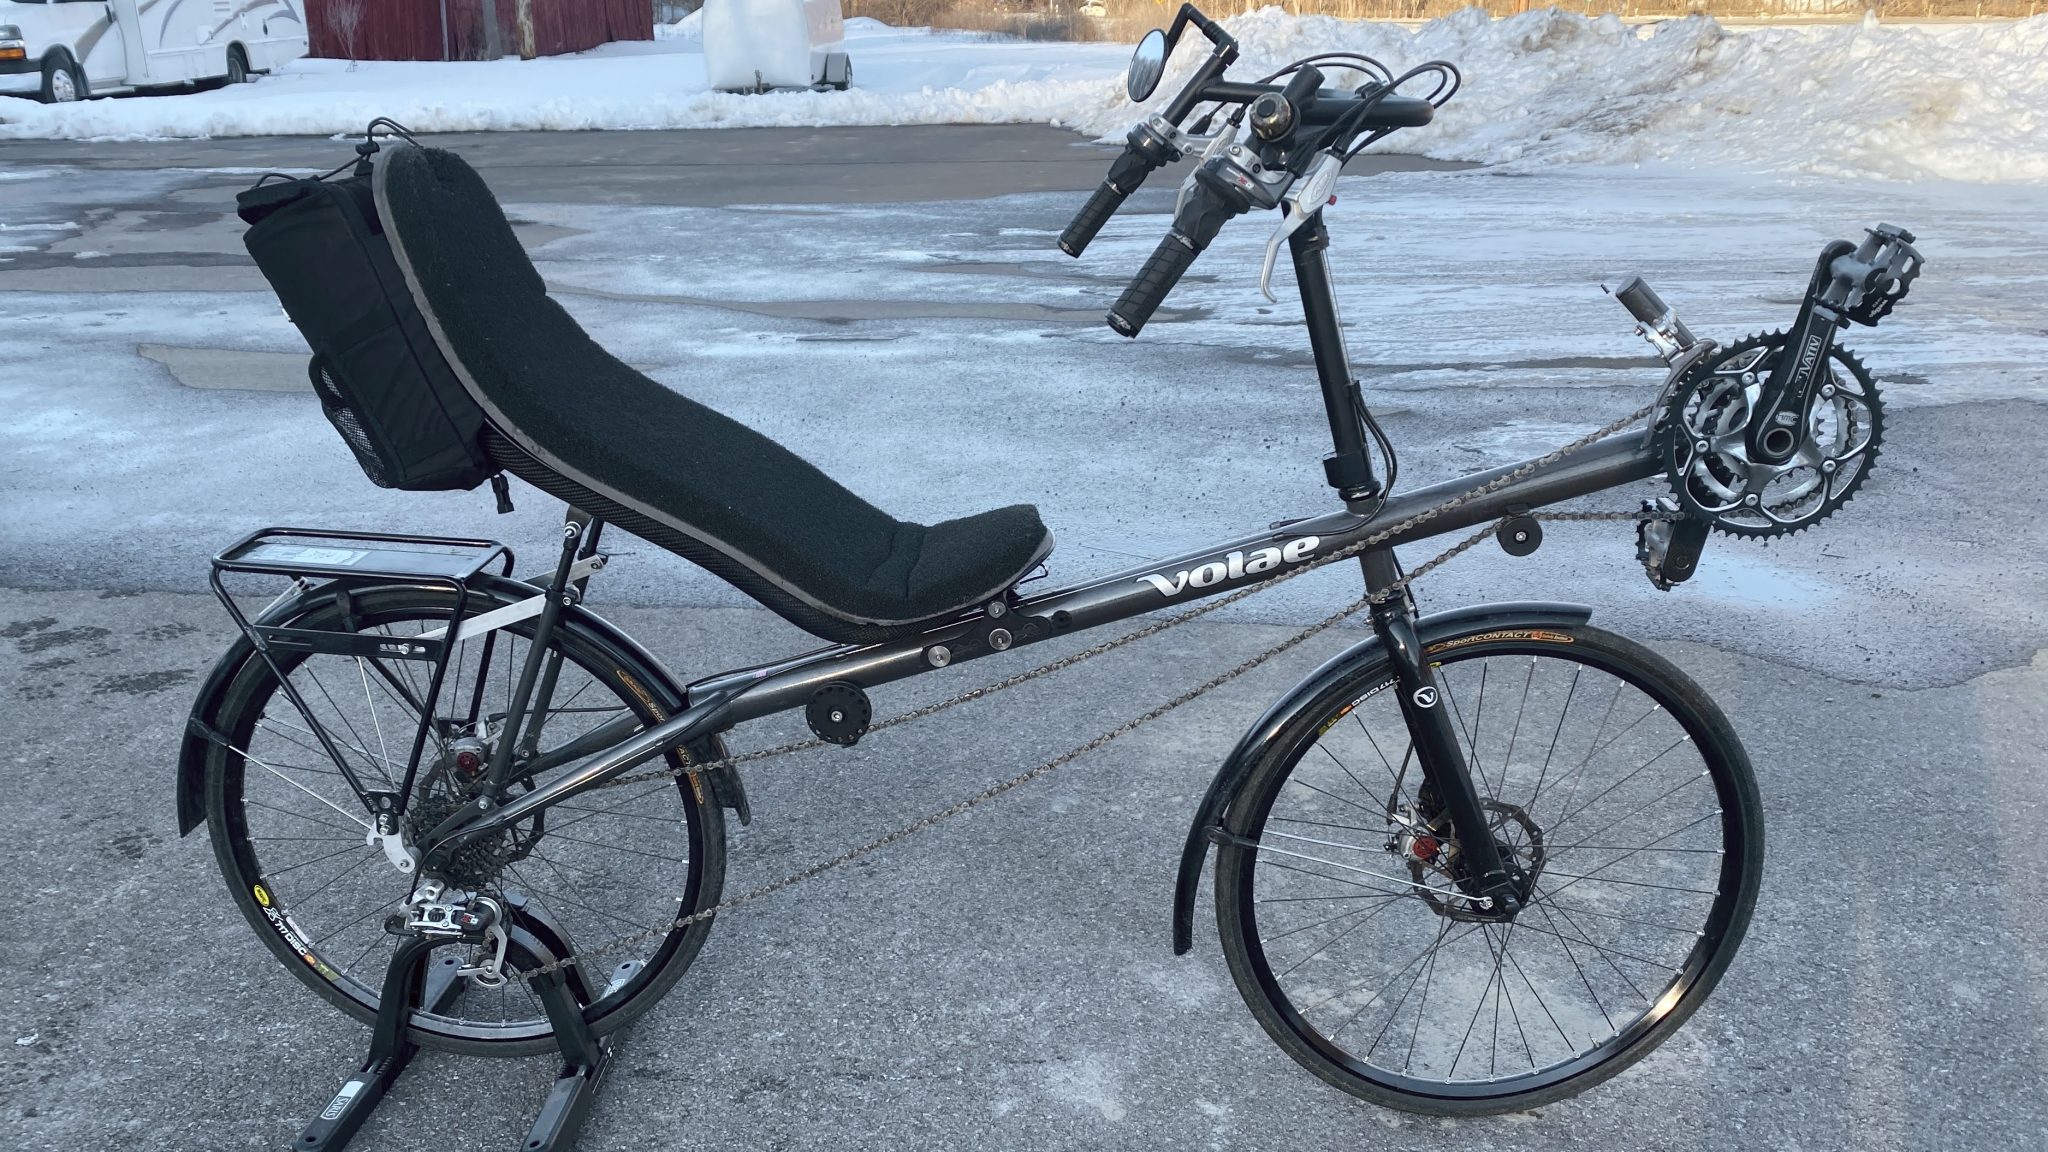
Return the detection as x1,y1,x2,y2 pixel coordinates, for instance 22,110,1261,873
1316,743,1389,815
1531,897,1616,1034
236,743,371,830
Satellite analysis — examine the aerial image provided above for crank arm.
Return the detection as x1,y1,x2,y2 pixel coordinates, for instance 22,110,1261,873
1749,237,1863,466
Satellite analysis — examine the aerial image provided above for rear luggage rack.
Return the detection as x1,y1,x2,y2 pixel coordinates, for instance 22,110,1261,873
209,527,516,807
215,526,513,585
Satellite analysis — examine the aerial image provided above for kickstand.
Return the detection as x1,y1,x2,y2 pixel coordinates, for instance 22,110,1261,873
296,944,465,1151
507,892,643,1152
292,892,641,1152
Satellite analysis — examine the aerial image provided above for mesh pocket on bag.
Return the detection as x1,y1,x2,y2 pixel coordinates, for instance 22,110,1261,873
309,356,392,488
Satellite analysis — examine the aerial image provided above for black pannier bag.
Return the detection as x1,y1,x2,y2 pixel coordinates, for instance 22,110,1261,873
237,144,492,492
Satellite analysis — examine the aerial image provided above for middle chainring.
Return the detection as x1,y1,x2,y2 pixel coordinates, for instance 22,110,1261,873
1657,330,1885,538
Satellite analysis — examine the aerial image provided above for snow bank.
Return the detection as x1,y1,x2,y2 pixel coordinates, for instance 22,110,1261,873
1,10,2042,182
0,22,1127,141
653,10,703,41
1097,9,2048,182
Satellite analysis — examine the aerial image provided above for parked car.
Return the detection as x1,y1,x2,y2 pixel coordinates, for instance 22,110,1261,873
0,0,308,103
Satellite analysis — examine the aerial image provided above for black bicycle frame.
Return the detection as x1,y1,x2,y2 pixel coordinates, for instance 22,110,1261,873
417,213,1664,907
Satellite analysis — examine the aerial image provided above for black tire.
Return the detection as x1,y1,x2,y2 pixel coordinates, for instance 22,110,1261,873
202,583,726,1056
225,46,249,85
39,55,85,103
1215,622,1762,1115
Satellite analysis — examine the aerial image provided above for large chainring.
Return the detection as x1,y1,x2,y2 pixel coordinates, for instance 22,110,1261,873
1658,330,1884,538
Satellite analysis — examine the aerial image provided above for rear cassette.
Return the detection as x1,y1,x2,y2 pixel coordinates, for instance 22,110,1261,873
1658,331,1883,538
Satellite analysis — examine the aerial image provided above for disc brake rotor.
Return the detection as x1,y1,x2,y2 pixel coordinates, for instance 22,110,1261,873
1659,330,1884,538
1402,798,1545,922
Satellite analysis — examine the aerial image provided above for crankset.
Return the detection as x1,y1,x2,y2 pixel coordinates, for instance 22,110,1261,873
1656,330,1884,539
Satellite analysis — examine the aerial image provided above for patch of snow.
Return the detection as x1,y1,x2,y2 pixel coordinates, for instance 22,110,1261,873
1100,9,2048,181
0,11,2041,182
654,9,703,41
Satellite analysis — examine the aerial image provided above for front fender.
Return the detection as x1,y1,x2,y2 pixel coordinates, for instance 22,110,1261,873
1169,601,1593,954
174,574,698,836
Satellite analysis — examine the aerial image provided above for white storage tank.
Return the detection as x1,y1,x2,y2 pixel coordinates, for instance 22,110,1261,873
703,0,850,93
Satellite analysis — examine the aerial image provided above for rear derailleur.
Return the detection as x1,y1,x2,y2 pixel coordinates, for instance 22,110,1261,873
388,880,511,988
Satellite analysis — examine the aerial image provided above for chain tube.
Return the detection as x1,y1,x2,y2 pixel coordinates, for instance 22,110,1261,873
494,400,1665,982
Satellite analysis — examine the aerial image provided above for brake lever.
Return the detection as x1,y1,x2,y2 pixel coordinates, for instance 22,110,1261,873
1259,151,1342,302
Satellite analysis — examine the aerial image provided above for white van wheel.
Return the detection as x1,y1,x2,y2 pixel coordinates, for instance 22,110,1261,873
40,57,85,104
226,46,250,85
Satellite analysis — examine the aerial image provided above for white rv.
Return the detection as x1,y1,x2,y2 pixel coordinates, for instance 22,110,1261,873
0,0,307,103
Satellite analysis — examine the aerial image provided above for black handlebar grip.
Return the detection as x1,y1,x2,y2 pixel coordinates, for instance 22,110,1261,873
1059,146,1159,258
1108,233,1199,338
1059,179,1127,258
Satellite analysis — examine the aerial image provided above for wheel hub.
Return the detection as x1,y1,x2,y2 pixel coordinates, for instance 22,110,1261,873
406,740,543,889
1396,798,1545,923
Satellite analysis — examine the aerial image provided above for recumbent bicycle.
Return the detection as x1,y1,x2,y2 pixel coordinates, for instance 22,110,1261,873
178,5,1921,1140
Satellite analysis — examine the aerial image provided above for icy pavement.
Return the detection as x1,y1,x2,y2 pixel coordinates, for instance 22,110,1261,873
0,151,2042,688
1,11,2044,182
2,129,2046,1152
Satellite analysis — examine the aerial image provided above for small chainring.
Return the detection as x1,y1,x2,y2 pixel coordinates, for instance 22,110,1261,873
1657,330,1884,538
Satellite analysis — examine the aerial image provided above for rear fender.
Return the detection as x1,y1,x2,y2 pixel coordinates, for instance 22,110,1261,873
1168,601,1593,954
174,574,738,835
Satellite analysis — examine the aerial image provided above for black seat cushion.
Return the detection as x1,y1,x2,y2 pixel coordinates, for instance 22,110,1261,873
373,143,1052,644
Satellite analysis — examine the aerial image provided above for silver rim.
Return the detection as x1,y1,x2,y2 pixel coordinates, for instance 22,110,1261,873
49,68,76,102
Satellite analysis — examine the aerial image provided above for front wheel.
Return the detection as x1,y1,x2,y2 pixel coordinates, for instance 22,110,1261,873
1215,622,1763,1114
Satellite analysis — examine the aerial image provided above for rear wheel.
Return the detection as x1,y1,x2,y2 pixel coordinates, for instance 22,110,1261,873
1215,622,1762,1114
225,46,249,85
202,583,726,1056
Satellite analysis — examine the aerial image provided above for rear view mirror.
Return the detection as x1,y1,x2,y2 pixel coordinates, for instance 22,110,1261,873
1127,29,1169,103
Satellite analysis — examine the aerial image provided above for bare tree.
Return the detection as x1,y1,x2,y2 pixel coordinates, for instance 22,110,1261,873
515,0,536,59
327,0,366,71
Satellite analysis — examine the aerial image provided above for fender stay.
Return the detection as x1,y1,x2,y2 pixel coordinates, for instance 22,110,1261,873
1169,601,1592,954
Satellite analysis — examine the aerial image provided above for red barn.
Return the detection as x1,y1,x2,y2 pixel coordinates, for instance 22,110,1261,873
304,0,653,62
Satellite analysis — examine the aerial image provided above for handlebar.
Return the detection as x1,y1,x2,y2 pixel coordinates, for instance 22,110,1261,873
1064,3,1452,335
1059,124,1182,258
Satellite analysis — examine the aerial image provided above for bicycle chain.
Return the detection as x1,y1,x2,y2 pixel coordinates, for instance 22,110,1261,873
504,399,1666,982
